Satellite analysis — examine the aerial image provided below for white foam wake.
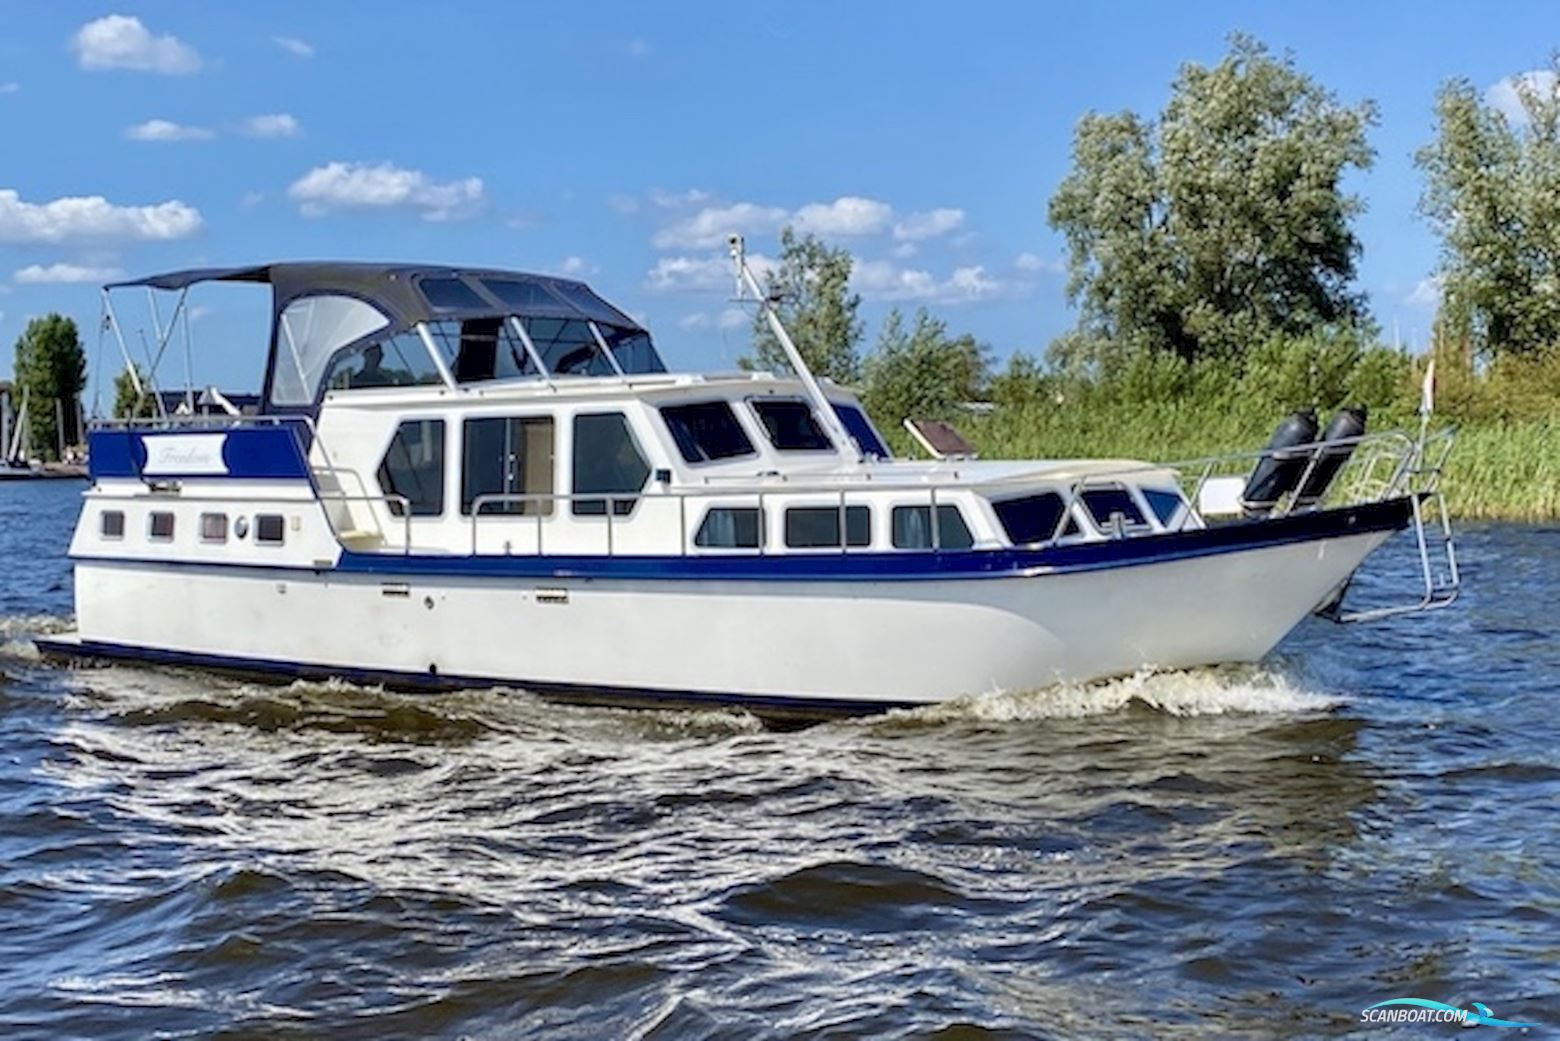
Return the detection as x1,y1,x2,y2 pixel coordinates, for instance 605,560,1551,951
892,665,1342,723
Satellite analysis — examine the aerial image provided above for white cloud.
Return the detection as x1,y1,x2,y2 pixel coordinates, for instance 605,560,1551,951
677,312,709,330
239,113,301,138
124,118,212,142
718,307,748,330
1487,70,1559,123
271,35,314,59
14,262,126,285
0,82,18,95
72,15,203,75
558,256,597,277
653,202,789,249
1014,251,1063,273
891,242,918,259
288,161,485,221
240,191,265,208
646,253,776,293
853,259,1005,304
0,188,202,244
1407,276,1442,308
892,207,965,242
793,196,894,237
649,187,713,209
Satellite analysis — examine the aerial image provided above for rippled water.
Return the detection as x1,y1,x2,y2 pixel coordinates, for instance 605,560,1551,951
1,479,1556,1038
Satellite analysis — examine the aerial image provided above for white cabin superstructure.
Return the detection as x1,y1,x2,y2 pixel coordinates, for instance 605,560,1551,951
39,252,1460,716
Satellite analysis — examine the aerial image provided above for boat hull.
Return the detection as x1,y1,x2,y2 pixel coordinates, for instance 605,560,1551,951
41,520,1399,715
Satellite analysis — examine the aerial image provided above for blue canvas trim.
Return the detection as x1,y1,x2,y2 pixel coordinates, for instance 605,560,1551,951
88,425,312,480
70,497,1414,583
33,637,911,717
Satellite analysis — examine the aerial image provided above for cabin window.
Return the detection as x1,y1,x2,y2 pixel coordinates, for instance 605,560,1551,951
255,514,286,545
200,513,228,543
993,493,1078,545
481,278,565,312
785,506,871,549
148,511,176,541
833,404,891,459
597,325,666,374
1142,488,1186,528
659,402,755,463
548,281,636,327
424,319,538,383
752,400,832,451
694,508,763,549
378,419,446,517
323,330,444,392
572,413,650,517
463,416,555,515
418,276,489,312
100,510,125,539
892,505,975,550
520,317,614,377
1081,487,1148,531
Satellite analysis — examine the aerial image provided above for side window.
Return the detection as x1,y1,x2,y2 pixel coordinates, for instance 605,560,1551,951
522,317,614,376
423,319,538,384
1141,488,1186,528
694,507,763,549
323,330,444,393
378,419,446,517
833,403,891,459
572,413,650,517
200,513,228,543
659,402,754,463
785,506,871,549
891,505,974,550
101,510,125,539
463,416,555,515
993,493,1077,545
1081,487,1148,531
148,511,175,541
752,400,832,451
255,515,286,545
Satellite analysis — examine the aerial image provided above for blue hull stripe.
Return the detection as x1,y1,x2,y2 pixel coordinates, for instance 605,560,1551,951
33,638,915,718
89,425,311,481
72,497,1414,583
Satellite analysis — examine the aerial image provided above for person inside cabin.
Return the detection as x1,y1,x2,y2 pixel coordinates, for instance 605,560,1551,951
455,318,501,382
354,344,396,388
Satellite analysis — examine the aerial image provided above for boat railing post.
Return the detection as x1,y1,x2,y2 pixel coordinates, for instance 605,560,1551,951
930,486,940,551
757,490,766,556
536,498,544,557
838,488,847,555
1284,441,1327,516
606,496,615,556
679,492,688,557
1186,461,1215,530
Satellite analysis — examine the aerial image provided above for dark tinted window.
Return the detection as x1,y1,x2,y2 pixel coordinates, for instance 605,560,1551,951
101,510,125,538
256,514,285,545
1082,487,1148,530
753,400,832,451
324,330,444,392
892,505,974,550
660,402,754,463
423,319,538,383
548,281,634,326
523,317,614,376
462,416,554,515
573,413,650,516
419,277,489,311
994,493,1071,545
785,506,871,548
695,508,763,548
149,511,175,540
378,419,446,517
1142,488,1184,527
833,404,891,459
599,325,666,374
481,279,565,312
200,513,228,543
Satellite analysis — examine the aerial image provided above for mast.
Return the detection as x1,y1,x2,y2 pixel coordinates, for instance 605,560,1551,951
728,233,863,464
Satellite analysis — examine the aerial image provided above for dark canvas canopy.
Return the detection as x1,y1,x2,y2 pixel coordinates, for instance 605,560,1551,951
106,262,644,332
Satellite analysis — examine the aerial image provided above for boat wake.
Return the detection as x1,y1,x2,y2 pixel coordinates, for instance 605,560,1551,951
889,664,1342,723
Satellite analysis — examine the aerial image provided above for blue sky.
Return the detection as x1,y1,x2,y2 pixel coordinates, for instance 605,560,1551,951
1,2,1555,400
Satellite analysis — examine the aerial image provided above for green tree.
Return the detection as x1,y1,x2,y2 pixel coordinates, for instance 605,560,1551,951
12,314,87,461
1416,57,1560,358
862,308,989,431
113,365,158,419
1048,34,1378,368
742,226,863,382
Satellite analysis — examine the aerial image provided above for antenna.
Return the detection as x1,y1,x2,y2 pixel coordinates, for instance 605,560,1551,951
728,233,863,464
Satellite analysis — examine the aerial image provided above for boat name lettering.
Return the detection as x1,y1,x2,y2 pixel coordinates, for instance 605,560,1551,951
142,434,229,475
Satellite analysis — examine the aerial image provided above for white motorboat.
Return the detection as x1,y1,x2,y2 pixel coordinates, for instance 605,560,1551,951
36,239,1460,716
